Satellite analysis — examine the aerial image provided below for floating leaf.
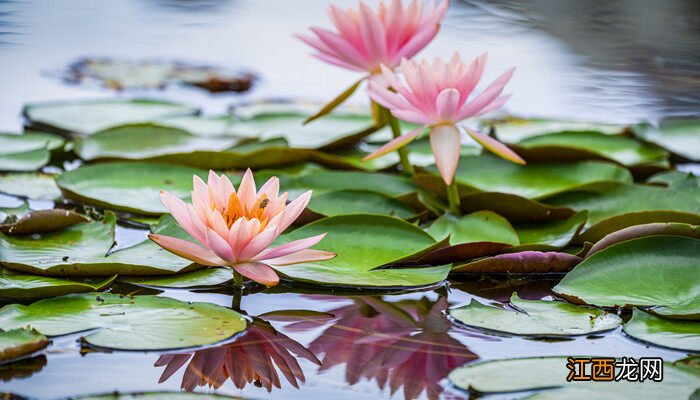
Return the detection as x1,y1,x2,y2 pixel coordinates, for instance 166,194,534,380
75,393,242,400
120,268,232,288
0,293,247,350
74,124,241,162
56,162,209,215
633,118,700,161
554,236,700,318
448,356,699,398
0,328,48,362
623,309,700,351
274,214,450,287
490,117,626,142
453,251,581,273
428,211,519,245
23,99,198,135
156,114,257,138
647,170,699,194
1,209,89,235
450,293,621,336
0,268,115,300
514,131,669,167
306,190,416,219
546,182,700,242
0,172,62,200
0,212,196,276
512,211,588,250
586,222,699,257
0,132,66,172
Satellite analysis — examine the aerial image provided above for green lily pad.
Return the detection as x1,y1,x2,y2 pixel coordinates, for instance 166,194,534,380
155,114,257,138
275,214,450,287
586,222,699,257
554,236,700,318
428,211,519,245
633,119,700,161
23,99,198,135
120,268,233,288
74,124,241,162
546,183,700,242
294,170,417,198
0,328,48,362
0,172,62,200
450,293,621,336
1,209,89,235
490,117,626,142
513,131,669,167
0,212,196,276
233,109,377,149
0,132,66,172
307,190,416,219
453,251,581,273
56,162,210,215
0,268,115,300
75,392,242,400
648,170,699,194
448,356,699,398
0,293,247,350
512,211,588,250
623,309,700,351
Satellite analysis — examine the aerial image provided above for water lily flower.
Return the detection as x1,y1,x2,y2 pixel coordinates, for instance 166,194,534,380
296,0,449,125
149,169,335,287
365,53,525,185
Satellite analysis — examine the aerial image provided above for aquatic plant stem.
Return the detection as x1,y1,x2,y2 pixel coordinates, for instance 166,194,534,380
446,180,461,215
232,271,244,310
387,111,415,176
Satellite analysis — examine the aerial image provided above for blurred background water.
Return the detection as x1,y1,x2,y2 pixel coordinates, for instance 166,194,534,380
0,0,699,132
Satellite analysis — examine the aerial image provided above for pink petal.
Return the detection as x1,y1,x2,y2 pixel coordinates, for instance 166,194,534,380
430,125,461,184
159,191,203,243
237,168,257,211
149,234,226,266
391,109,434,125
392,19,439,64
186,204,207,244
255,233,327,260
205,228,235,262
362,125,426,160
456,52,487,102
228,218,248,259
207,170,226,211
466,128,525,165
264,249,336,266
238,226,280,262
358,1,388,65
234,262,280,286
313,52,367,72
258,176,280,199
309,27,368,68
458,67,514,120
367,80,412,110
278,191,311,233
435,88,461,122
475,94,511,117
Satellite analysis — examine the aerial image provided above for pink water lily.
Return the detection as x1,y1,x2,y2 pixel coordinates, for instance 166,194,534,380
365,53,525,184
296,0,449,74
149,169,335,287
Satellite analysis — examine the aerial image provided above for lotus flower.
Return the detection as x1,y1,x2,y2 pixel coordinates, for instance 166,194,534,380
297,0,449,74
149,169,335,287
365,53,525,184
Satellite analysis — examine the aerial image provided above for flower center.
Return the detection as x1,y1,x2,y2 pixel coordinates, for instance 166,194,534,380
222,192,270,230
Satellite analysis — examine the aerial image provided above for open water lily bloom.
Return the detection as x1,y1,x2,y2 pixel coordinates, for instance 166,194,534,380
149,169,335,287
365,53,526,184
296,0,449,74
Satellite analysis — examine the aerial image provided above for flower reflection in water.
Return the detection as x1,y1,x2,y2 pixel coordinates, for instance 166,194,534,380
155,316,320,392
285,294,481,400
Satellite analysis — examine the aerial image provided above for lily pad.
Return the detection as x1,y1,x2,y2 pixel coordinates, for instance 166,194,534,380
0,212,196,276
633,119,700,161
647,170,699,194
448,356,699,398
23,99,198,135
0,268,115,300
0,328,48,362
120,268,232,288
490,117,626,142
546,182,700,242
554,235,700,318
306,190,416,219
56,162,210,215
0,293,247,350
512,211,588,250
274,214,450,287
156,114,257,138
74,124,241,162
457,192,576,222
450,293,621,336
0,172,62,200
0,209,89,235
513,131,668,167
75,393,242,400
586,222,699,257
623,309,700,351
428,211,519,245
0,132,66,172
453,251,581,273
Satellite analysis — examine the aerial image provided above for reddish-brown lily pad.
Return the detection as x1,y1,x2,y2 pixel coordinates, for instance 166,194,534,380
452,251,582,274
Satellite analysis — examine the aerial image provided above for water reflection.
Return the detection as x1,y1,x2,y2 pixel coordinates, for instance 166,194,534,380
285,295,479,400
155,316,320,392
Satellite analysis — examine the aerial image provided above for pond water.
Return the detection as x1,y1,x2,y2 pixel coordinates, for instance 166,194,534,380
0,1,698,399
